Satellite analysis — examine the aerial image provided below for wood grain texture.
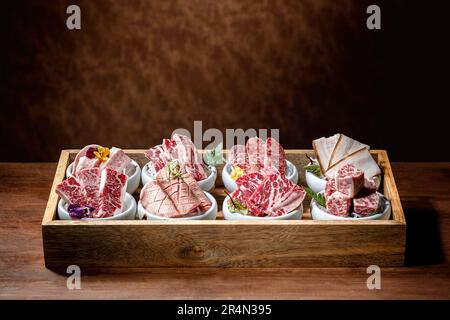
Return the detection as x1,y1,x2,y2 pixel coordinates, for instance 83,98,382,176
41,150,406,268
0,162,449,299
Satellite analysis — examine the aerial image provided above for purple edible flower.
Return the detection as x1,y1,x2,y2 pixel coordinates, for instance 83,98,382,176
68,204,95,219
85,147,97,159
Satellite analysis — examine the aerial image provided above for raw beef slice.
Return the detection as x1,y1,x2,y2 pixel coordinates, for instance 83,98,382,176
77,168,101,211
140,167,211,218
335,164,364,197
73,144,101,176
145,145,171,172
231,171,266,208
265,137,287,174
324,179,337,198
56,177,86,206
97,168,127,218
171,134,208,181
246,137,265,168
247,170,305,217
101,147,132,174
326,191,352,217
227,145,249,169
353,192,380,216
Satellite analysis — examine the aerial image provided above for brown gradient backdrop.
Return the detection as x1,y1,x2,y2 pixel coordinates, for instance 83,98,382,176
0,0,447,161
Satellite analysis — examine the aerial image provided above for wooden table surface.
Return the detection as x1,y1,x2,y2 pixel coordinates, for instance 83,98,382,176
0,162,449,300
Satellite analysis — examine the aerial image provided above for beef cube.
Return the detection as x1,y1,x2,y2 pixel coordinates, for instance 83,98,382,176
324,178,337,198
364,177,377,191
335,164,364,197
353,192,380,216
326,191,352,216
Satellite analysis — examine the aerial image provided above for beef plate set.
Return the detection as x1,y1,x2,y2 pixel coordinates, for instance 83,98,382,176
42,133,406,269
56,133,391,221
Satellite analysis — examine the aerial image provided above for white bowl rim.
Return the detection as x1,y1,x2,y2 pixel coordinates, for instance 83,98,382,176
67,160,140,178
142,161,217,183
58,192,136,220
311,191,391,220
222,195,302,220
223,159,297,179
138,191,217,220
305,169,327,181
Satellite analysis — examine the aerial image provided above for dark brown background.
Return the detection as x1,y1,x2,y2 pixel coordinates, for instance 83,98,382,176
1,0,447,162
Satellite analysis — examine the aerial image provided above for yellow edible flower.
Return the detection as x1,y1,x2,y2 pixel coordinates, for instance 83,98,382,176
94,146,110,161
230,166,245,181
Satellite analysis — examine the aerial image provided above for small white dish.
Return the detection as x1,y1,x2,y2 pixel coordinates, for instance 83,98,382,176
222,196,303,220
58,192,137,220
222,160,299,193
141,162,217,192
310,192,391,221
66,160,141,195
137,191,217,220
305,170,327,193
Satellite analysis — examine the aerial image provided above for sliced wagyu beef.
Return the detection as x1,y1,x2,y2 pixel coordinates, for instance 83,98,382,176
227,144,249,169
172,134,208,181
145,134,208,181
231,171,266,209
246,137,266,169
140,165,211,218
227,137,288,174
235,168,305,217
56,177,86,206
335,164,364,197
101,147,132,173
265,137,287,175
76,168,101,212
57,167,128,218
353,192,380,216
326,191,352,216
96,168,128,218
72,144,101,176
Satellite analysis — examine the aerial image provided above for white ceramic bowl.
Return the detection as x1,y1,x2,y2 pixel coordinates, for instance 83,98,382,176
66,160,141,195
305,170,327,193
222,196,303,220
58,192,137,220
141,162,217,192
311,192,391,221
137,191,217,220
222,160,299,193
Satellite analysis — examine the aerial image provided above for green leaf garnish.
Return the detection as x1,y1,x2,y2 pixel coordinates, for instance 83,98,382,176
167,160,184,179
304,186,326,207
304,164,322,177
203,142,224,167
227,198,248,215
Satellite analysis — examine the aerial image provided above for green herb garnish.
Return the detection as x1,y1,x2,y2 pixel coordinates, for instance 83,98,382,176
304,164,322,177
227,198,248,215
203,142,224,167
224,190,248,215
304,186,326,207
167,160,184,179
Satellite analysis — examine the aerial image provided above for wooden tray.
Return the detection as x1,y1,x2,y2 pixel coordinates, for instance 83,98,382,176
42,150,406,270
